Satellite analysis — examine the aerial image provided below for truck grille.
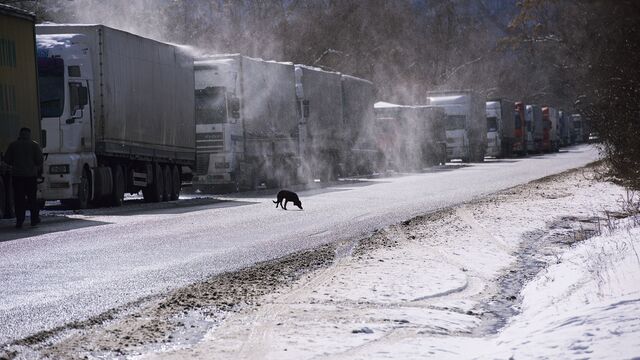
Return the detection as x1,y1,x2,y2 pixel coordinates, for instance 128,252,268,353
196,132,224,153
196,153,210,175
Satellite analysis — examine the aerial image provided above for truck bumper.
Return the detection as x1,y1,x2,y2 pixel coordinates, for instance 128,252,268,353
486,144,500,157
446,146,468,161
194,173,231,185
194,153,235,186
40,152,95,201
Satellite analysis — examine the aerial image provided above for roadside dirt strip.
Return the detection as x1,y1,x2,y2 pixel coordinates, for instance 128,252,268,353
2,163,637,359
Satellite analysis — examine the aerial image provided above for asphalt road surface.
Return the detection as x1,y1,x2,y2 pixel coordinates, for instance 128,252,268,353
0,145,598,344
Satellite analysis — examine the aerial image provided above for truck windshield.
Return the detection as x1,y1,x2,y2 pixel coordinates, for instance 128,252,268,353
445,115,465,131
38,57,65,118
486,116,498,132
196,87,227,124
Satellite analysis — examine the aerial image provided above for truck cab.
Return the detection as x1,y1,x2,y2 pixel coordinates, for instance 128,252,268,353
36,34,95,204
428,97,468,161
485,101,502,157
427,91,486,162
525,105,543,153
193,59,242,191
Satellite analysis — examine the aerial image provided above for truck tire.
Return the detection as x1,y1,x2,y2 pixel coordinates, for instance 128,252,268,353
152,163,164,203
162,165,171,202
110,165,125,207
0,177,6,219
71,168,91,209
142,163,162,203
170,166,180,201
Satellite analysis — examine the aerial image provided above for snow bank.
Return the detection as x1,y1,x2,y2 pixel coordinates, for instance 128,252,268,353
486,221,640,358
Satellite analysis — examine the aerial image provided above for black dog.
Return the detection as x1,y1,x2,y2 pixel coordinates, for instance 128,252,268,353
273,190,303,210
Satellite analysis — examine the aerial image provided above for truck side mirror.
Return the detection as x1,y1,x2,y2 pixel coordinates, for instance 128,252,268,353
78,86,88,106
229,96,240,119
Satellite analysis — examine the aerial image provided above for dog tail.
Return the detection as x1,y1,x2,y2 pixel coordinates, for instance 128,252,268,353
273,200,278,204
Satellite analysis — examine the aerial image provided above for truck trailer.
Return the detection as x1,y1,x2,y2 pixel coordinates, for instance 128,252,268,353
542,106,560,152
485,99,516,158
373,102,446,171
571,114,584,144
340,74,377,176
193,55,301,191
426,91,486,162
35,25,195,208
0,4,41,218
295,65,344,182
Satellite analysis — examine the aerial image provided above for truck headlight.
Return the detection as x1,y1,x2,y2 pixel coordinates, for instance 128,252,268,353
49,164,70,174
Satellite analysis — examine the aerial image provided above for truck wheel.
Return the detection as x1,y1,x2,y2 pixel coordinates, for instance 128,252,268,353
232,178,240,193
162,165,171,202
110,165,125,207
142,163,163,203
153,163,164,203
170,166,180,201
72,168,91,209
0,177,6,219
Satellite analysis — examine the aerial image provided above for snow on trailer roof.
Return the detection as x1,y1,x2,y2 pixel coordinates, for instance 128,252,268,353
36,34,86,49
198,53,294,66
36,23,192,52
194,58,235,68
341,74,374,85
38,23,100,27
375,101,403,108
427,94,467,102
375,101,437,109
294,63,341,75
0,3,36,21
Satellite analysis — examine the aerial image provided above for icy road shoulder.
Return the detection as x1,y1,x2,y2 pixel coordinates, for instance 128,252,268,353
141,165,640,360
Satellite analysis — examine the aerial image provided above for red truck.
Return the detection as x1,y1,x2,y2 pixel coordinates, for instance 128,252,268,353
541,107,560,153
513,102,527,155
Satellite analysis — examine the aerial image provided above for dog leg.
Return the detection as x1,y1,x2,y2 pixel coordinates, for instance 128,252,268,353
283,199,288,210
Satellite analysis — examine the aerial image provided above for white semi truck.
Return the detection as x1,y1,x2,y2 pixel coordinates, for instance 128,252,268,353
525,105,543,153
373,102,447,171
427,91,486,162
35,25,195,208
193,55,301,191
485,99,516,158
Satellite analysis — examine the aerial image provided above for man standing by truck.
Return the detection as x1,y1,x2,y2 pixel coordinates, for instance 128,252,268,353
4,128,43,228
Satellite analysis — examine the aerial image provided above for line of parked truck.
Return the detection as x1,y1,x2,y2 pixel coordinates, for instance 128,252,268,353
0,6,591,217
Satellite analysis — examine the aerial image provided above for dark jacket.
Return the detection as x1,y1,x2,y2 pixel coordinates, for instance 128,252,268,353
4,137,44,178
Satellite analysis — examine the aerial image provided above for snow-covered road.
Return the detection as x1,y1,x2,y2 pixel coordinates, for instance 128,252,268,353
0,145,597,345
143,155,639,360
